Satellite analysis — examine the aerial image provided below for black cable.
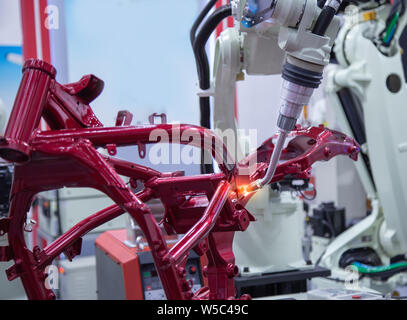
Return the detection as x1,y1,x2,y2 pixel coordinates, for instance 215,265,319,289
313,8,338,36
315,248,327,267
386,0,401,24
312,1,343,36
314,214,338,266
190,1,217,174
323,276,346,283
379,0,406,46
192,4,232,173
190,0,218,46
322,219,336,238
193,4,232,103
317,0,327,8
326,211,337,237
56,190,62,235
388,0,405,20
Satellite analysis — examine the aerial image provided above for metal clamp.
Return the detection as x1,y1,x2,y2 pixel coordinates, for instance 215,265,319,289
148,113,167,125
115,110,134,126
106,144,117,156
23,219,36,233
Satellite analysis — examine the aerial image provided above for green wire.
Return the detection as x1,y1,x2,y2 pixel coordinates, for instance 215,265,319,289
383,11,400,44
352,261,407,274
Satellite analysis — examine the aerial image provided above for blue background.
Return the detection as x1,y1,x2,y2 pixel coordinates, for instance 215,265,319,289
0,46,22,123
64,0,202,174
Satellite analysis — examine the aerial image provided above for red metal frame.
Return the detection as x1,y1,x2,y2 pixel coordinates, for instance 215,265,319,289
0,59,360,300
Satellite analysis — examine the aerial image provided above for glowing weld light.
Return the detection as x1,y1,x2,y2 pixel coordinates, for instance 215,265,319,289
238,185,250,197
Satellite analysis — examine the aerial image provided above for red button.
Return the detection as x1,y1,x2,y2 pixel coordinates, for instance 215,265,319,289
189,266,197,274
146,286,152,291
352,295,362,299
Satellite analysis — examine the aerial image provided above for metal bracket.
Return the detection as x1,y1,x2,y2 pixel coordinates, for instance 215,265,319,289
106,144,117,156
63,237,83,261
115,110,134,126
129,178,138,189
193,238,209,256
197,88,215,98
23,219,37,233
137,141,146,159
148,113,167,125
6,262,21,281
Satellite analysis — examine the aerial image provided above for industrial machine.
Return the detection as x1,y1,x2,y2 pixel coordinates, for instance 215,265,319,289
94,198,175,300
203,0,407,299
315,0,407,294
95,230,204,300
0,100,26,300
0,162,27,300
197,0,343,295
32,187,127,300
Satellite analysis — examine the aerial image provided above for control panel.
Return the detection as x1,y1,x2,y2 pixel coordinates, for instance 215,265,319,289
139,251,203,300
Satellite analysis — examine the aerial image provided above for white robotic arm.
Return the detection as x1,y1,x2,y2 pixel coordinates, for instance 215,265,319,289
318,0,407,293
209,0,407,293
208,0,344,274
211,20,285,162
210,0,342,191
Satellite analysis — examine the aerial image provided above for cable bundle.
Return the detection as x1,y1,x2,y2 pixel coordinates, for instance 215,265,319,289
190,1,232,173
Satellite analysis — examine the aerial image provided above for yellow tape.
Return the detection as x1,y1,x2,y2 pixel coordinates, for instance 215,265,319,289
362,11,376,21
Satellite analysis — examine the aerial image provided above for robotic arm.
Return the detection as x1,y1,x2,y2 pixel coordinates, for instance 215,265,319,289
319,0,407,287
239,0,343,192
207,0,344,274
